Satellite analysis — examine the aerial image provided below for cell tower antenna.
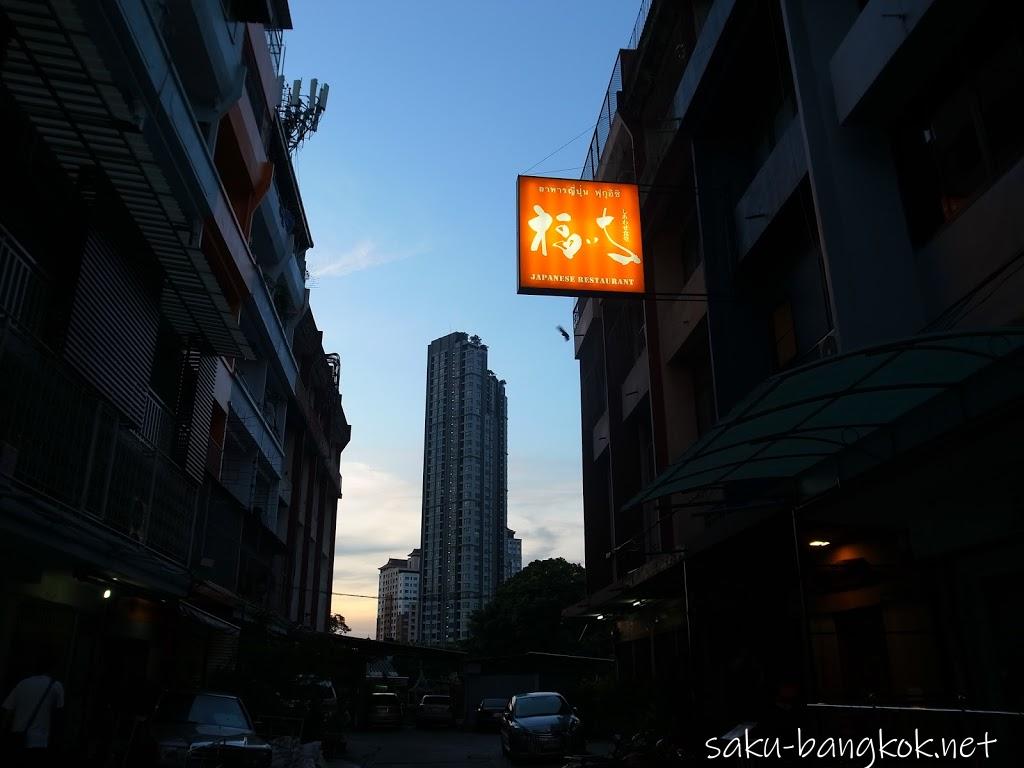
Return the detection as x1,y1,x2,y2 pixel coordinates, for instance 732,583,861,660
279,77,330,154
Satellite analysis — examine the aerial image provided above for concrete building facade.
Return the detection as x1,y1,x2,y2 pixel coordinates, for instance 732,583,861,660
419,333,508,646
0,0,349,754
567,0,1024,746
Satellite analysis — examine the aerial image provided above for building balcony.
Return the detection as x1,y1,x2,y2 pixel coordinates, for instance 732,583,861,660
0,223,49,337
582,53,626,182
657,263,707,364
293,377,343,493
581,0,655,181
245,271,300,392
733,116,807,261
830,0,939,124
228,367,286,478
254,180,293,271
0,321,197,567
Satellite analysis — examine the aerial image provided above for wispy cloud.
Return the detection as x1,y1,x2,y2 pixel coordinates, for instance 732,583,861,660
330,460,422,638
310,240,425,278
507,455,584,566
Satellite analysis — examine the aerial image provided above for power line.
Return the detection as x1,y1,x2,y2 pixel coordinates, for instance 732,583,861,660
521,124,597,175
286,585,379,599
530,165,585,177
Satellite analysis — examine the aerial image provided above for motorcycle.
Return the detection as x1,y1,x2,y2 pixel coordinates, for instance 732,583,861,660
561,730,686,767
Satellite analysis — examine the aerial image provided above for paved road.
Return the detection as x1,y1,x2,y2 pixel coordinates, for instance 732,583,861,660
329,724,606,768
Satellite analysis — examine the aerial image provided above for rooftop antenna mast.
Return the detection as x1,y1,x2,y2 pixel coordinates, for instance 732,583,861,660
279,77,330,154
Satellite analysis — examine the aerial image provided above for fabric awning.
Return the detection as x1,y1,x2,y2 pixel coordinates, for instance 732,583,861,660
626,329,1024,509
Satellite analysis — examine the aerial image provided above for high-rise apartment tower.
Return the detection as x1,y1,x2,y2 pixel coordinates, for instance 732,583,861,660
418,333,507,646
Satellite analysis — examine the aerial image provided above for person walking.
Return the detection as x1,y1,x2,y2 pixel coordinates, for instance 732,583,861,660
1,652,64,768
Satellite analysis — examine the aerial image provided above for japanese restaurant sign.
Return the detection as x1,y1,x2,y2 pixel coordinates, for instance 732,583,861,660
516,175,645,297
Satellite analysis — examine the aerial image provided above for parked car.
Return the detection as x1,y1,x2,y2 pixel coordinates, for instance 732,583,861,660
415,694,455,728
132,691,272,767
365,692,403,729
475,697,508,730
500,692,584,761
277,675,346,755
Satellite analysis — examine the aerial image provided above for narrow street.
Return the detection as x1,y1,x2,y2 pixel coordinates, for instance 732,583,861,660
331,725,608,768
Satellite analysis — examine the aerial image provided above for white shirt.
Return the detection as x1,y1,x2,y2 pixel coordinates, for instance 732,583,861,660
2,675,64,748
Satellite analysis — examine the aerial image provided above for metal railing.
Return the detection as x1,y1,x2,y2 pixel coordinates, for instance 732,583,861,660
0,320,197,566
581,54,624,182
581,0,654,181
136,389,177,456
628,0,655,50
573,297,589,332
0,223,49,335
294,377,333,465
264,27,285,77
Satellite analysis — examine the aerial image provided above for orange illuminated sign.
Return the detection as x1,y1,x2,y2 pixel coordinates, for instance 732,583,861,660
517,175,645,297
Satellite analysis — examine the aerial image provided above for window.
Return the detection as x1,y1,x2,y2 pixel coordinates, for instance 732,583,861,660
894,12,1024,245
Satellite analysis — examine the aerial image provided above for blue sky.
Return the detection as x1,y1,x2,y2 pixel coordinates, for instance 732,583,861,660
284,1,643,636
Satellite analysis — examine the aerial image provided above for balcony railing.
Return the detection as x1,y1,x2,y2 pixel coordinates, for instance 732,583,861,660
581,54,624,182
581,0,655,182
573,297,590,332
0,223,49,335
628,0,654,49
0,320,197,566
135,389,177,456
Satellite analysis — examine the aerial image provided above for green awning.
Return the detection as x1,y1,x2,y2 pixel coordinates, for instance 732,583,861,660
626,329,1024,509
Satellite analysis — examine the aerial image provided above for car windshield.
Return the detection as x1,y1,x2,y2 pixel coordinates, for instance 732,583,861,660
515,695,569,718
422,696,450,705
481,698,507,708
155,693,250,729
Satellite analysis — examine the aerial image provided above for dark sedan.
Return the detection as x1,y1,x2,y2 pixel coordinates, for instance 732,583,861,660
135,691,272,767
475,697,508,730
499,692,584,760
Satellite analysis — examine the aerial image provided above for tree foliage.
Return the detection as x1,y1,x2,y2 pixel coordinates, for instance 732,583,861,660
328,613,351,634
466,558,610,657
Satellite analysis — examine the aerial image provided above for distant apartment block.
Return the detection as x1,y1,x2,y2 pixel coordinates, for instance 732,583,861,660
504,528,522,581
376,549,421,643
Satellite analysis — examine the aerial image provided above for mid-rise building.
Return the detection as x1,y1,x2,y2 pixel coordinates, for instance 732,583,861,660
566,0,1024,745
504,528,522,581
376,549,421,643
0,0,349,748
419,333,507,646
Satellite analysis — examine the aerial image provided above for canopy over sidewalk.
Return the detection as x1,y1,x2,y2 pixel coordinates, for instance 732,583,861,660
626,329,1024,510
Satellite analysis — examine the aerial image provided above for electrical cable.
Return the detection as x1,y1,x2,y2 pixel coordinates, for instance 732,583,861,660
529,165,586,177
520,124,598,175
